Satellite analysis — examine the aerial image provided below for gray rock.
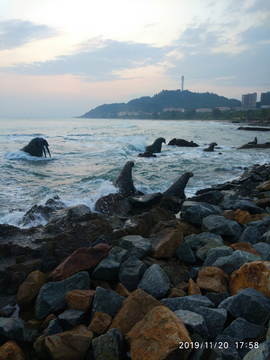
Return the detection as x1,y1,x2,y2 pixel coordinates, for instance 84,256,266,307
182,202,222,226
137,264,170,299
243,339,270,360
58,309,85,330
202,215,243,243
176,242,196,263
185,232,223,251
92,328,126,360
91,253,121,281
211,250,261,275
110,247,129,263
35,271,90,320
119,255,147,292
244,220,265,235
214,335,241,360
203,246,234,266
45,318,63,336
196,240,225,261
205,292,230,307
161,295,215,312
253,242,270,260
118,235,152,259
91,287,125,318
222,317,266,341
261,230,270,244
238,226,259,245
218,287,270,325
48,204,91,224
189,190,224,205
174,309,209,340
186,267,202,281
221,199,264,214
196,306,227,339
0,317,31,342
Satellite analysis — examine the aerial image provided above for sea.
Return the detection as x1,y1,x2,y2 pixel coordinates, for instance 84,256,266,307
0,118,269,228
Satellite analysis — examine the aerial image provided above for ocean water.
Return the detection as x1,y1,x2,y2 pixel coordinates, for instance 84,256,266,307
0,117,269,228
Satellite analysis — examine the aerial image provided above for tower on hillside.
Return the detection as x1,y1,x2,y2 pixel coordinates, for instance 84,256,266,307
181,76,184,91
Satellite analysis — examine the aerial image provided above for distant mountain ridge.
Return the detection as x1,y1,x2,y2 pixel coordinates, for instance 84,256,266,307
78,89,241,119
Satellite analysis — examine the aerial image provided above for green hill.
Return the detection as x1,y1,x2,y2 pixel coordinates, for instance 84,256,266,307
78,89,241,119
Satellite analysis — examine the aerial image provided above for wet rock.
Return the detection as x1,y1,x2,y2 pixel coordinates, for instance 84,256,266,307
129,193,163,208
17,270,47,308
118,235,152,259
92,328,126,360
35,271,90,320
58,309,85,331
44,325,93,360
174,309,209,340
94,193,132,215
161,294,215,312
196,267,230,293
49,244,111,282
222,317,266,341
218,287,270,325
168,138,199,147
88,311,112,335
91,287,125,318
125,305,192,360
149,228,184,258
202,215,243,243
118,255,147,292
137,264,171,299
66,289,95,312
176,242,196,263
181,202,222,227
0,340,26,360
108,288,163,336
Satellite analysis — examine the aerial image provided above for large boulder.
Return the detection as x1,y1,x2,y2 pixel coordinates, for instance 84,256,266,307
196,267,230,293
161,294,215,312
182,202,222,226
137,264,171,299
0,340,26,360
0,317,31,342
17,270,47,308
92,328,126,360
65,289,95,312
91,287,125,318
149,228,184,258
174,309,209,340
202,215,243,242
118,235,152,259
118,255,147,292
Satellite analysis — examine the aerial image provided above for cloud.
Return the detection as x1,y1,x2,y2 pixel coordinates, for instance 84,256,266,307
238,25,270,45
0,19,58,50
0,39,167,81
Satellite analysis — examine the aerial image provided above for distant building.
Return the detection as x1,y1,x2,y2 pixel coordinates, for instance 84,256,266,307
196,108,212,113
163,108,185,112
242,93,257,108
261,92,270,106
216,107,230,112
117,111,139,116
181,76,184,91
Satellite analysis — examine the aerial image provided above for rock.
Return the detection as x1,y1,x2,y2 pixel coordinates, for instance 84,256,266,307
234,209,253,225
91,253,121,281
129,193,163,208
88,311,112,335
253,242,270,260
66,289,95,312
174,309,209,340
0,317,31,342
91,287,125,318
257,180,270,191
45,318,63,336
48,204,91,224
114,283,131,297
0,340,26,360
196,239,225,261
49,244,111,282
211,250,261,275
125,306,192,360
58,309,85,331
161,294,215,312
204,292,229,307
222,317,266,341
185,232,223,251
176,242,196,263
229,199,265,214
40,314,57,331
17,270,47,308
189,190,223,205
238,226,260,245
138,151,156,157
108,288,162,336
188,278,201,295
202,215,243,243
229,260,270,297
188,334,221,360
118,255,147,292
137,264,171,299
44,325,93,360
118,235,152,259
149,228,184,258
230,242,260,256
214,334,242,359
218,287,270,325
167,287,187,298
181,202,222,227
242,338,270,360
92,328,127,360
196,306,227,339
186,267,202,282
203,246,234,266
196,267,230,293
35,271,90,320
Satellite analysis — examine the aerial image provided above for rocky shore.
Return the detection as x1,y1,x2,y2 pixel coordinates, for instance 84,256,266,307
1,163,270,359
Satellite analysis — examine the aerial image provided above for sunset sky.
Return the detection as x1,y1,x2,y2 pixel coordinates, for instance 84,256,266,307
1,0,270,117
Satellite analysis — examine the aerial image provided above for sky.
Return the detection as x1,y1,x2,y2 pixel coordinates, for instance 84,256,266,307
0,0,270,118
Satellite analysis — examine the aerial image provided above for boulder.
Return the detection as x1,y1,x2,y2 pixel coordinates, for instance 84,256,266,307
203,246,233,266
118,235,152,259
174,309,209,340
188,278,201,295
0,340,26,360
185,232,223,251
0,317,31,342
228,199,265,214
196,306,227,339
196,267,230,293
238,226,260,245
91,253,121,281
88,311,112,335
230,242,260,256
222,317,266,341
45,319,63,336
118,255,147,292
242,338,270,360
196,239,225,261
202,215,243,243
229,260,270,297
149,228,184,258
204,292,229,307
94,193,132,215
218,287,270,325
65,289,95,312
92,328,127,360
44,325,93,360
161,294,215,312
91,287,125,318
182,202,222,227
108,288,162,336
137,264,171,299
234,209,253,225
35,271,90,320
176,242,196,263
17,270,47,308
49,244,111,282
253,242,270,260
189,190,223,205
58,309,85,331
125,306,192,360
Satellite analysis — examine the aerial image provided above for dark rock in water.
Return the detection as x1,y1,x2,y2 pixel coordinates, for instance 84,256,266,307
129,193,163,208
118,255,147,292
168,138,199,147
92,328,127,360
94,193,132,215
218,287,270,325
237,126,270,131
91,287,125,319
238,142,270,149
138,151,157,157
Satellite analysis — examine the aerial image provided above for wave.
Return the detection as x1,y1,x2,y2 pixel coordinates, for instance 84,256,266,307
4,151,54,161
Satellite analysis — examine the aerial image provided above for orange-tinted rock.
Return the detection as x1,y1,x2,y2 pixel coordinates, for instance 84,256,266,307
49,244,111,281
33,335,49,359
108,288,163,336
234,209,252,225
221,210,235,220
115,283,131,298
230,242,260,256
150,228,184,258
167,287,186,298
196,267,230,293
40,314,57,331
26,319,43,331
17,270,47,307
257,180,270,191
66,290,95,312
230,260,270,297
0,341,26,360
125,306,192,360
257,198,270,209
250,213,270,221
44,325,93,360
88,311,112,335
188,278,201,295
